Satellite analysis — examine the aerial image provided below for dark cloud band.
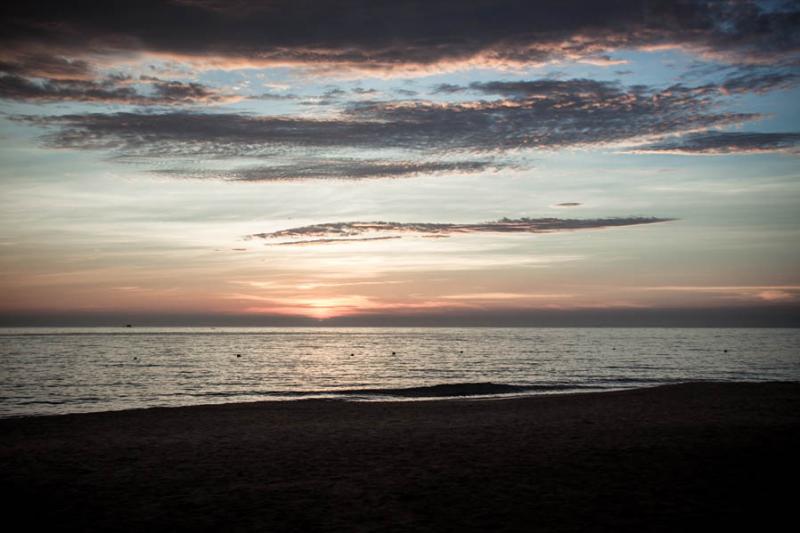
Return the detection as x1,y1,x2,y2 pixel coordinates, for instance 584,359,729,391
154,160,499,181
631,132,800,155
18,78,759,158
0,74,237,105
247,216,674,245
1,1,798,76
269,236,403,246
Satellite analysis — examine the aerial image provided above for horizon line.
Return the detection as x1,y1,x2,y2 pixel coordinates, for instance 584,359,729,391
2,305,798,328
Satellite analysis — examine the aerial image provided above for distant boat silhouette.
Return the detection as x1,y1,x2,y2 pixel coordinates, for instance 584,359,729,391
125,324,132,328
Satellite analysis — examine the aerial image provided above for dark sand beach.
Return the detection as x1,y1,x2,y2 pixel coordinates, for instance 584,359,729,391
2,382,799,532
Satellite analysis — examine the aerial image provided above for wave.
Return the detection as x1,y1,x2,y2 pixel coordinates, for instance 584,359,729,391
336,382,589,398
186,382,604,400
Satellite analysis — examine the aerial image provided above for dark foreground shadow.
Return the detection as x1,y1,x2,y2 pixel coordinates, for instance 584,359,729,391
2,382,798,532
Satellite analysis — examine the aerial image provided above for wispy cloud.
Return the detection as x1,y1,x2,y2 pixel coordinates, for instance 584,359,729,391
154,159,500,181
0,54,94,80
630,132,800,155
0,74,239,105
642,285,800,302
269,237,402,246
18,77,762,171
231,279,409,291
719,69,800,95
249,91,298,101
247,216,674,245
440,292,573,300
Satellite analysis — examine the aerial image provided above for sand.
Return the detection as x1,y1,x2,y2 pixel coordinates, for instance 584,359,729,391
2,382,799,532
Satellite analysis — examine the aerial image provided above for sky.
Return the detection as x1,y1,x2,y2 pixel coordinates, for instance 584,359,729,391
0,0,799,326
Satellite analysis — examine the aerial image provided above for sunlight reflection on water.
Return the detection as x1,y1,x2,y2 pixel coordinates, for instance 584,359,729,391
1,327,798,416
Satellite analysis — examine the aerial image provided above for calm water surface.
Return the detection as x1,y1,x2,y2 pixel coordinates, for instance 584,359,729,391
1,327,798,417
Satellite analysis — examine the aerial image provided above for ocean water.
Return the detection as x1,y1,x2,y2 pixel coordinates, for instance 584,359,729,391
0,327,798,417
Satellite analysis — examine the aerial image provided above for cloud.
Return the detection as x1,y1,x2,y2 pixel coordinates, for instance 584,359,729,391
300,87,348,106
269,236,403,246
468,79,631,99
250,91,298,101
432,83,466,94
440,292,573,300
720,69,800,94
19,78,759,162
154,159,499,181
758,290,796,302
0,54,94,80
1,1,798,76
642,285,800,303
630,131,800,155
247,216,674,245
454,72,798,100
0,74,239,105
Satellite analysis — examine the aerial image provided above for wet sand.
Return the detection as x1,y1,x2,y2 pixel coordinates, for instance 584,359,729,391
2,382,799,532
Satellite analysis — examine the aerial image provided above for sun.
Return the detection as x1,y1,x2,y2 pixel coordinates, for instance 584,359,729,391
245,295,368,320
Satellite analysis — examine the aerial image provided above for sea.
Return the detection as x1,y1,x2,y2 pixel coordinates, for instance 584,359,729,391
1,327,798,417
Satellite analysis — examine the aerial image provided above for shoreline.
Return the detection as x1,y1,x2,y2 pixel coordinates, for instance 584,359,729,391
0,382,626,420
5,380,796,421
3,381,799,531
